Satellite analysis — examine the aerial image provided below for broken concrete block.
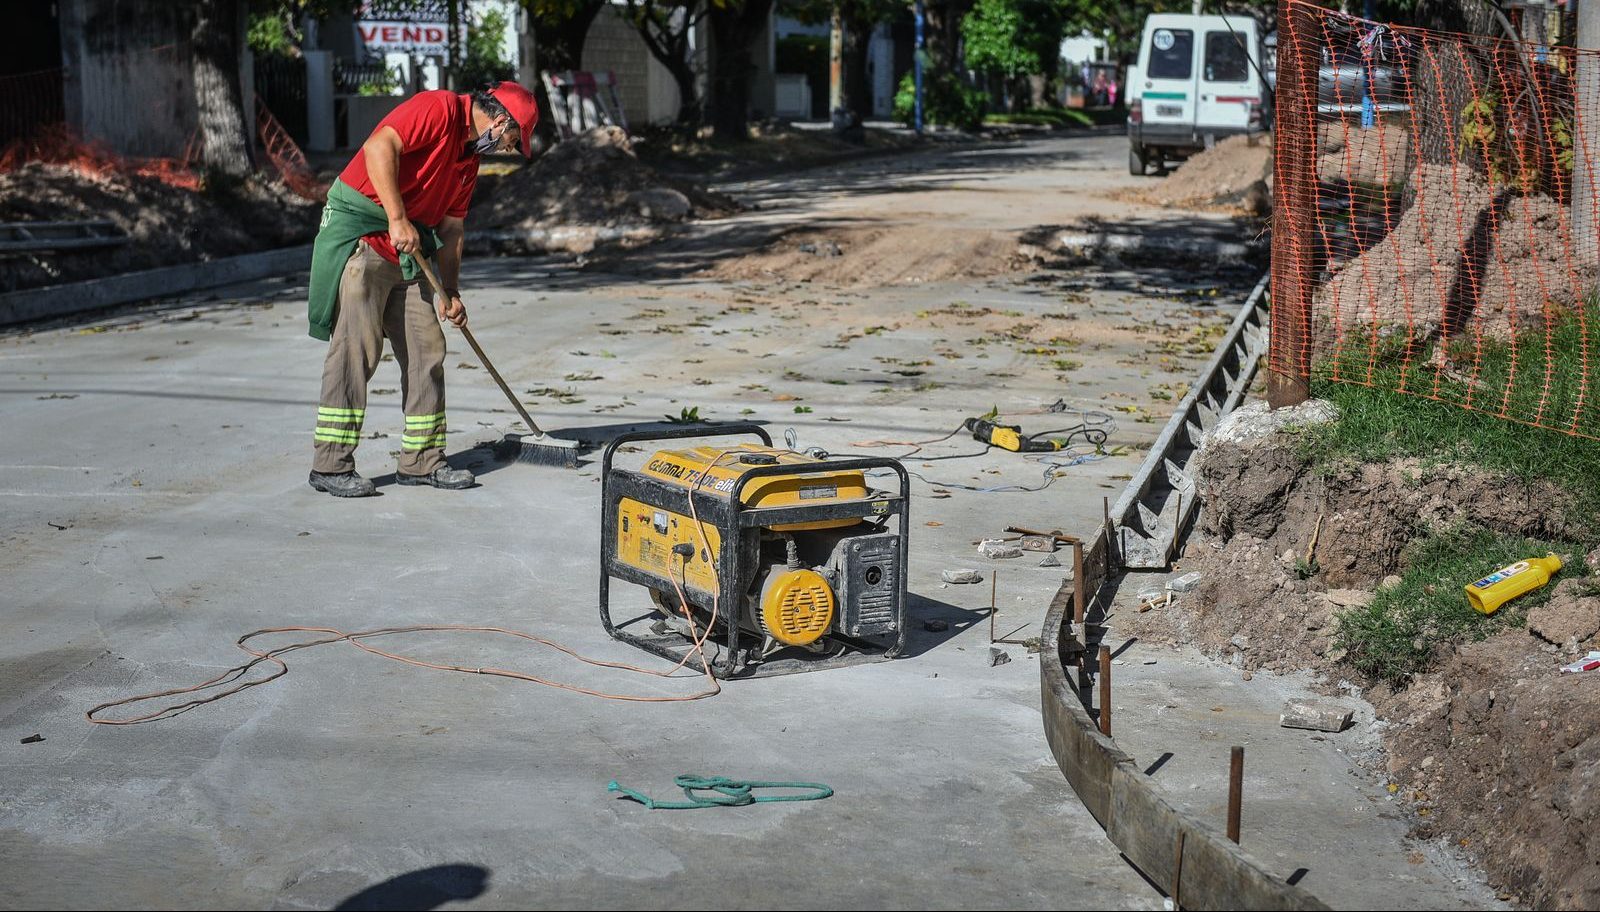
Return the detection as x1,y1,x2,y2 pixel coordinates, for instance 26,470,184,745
1280,700,1354,733
978,539,1023,559
989,647,1011,667
941,569,983,584
1037,553,1061,568
1166,571,1202,593
626,188,692,222
1019,535,1057,552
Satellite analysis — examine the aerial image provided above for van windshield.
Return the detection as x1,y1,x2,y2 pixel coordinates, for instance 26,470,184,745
1148,28,1194,80
1205,31,1250,82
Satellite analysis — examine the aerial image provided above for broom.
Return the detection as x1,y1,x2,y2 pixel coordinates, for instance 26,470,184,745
412,255,582,468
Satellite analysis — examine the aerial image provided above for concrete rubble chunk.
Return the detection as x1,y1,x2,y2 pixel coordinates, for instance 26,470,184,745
1166,571,1202,593
941,569,983,584
1204,398,1338,447
989,647,1011,667
977,539,1023,559
1280,700,1355,733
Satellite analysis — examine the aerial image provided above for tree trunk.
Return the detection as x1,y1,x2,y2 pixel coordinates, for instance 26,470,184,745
446,0,461,89
708,0,774,141
191,0,252,178
665,54,701,125
843,14,873,123
922,0,972,72
627,2,704,125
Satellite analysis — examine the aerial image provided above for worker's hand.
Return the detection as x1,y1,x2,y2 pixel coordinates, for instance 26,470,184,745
439,293,467,327
388,216,421,256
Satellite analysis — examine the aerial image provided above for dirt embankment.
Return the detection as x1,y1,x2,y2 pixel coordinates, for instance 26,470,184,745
1127,400,1600,908
0,164,318,293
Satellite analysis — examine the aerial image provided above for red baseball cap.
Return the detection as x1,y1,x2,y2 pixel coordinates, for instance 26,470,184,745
488,81,539,157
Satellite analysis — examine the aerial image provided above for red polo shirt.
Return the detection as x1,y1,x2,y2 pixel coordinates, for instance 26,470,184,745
338,90,480,264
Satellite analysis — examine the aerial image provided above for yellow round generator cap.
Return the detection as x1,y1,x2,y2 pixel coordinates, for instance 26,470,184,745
760,569,835,646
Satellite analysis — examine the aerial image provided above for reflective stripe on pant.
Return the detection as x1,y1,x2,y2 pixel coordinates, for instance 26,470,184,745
312,243,448,477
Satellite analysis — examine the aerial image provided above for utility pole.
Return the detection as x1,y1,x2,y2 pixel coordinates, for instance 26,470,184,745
914,0,925,133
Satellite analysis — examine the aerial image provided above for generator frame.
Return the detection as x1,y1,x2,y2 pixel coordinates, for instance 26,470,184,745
599,424,910,679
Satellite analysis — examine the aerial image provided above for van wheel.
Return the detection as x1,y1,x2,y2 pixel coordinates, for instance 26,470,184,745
1129,145,1147,176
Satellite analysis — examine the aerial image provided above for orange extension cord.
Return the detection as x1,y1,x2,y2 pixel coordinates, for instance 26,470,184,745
86,452,742,724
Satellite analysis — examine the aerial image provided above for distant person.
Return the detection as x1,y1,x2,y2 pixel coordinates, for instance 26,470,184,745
302,81,538,498
1107,77,1119,109
1092,71,1109,108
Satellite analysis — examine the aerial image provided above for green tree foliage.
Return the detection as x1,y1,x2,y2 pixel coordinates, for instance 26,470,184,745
893,69,986,129
458,4,517,88
962,0,1064,80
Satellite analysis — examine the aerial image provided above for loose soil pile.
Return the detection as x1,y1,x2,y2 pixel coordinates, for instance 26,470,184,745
0,163,319,292
1127,399,1600,908
1315,163,1593,340
698,223,1031,286
1135,133,1272,213
471,126,739,237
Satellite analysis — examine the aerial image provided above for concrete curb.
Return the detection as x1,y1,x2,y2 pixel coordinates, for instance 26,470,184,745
1053,230,1259,263
1040,600,1330,911
0,244,314,326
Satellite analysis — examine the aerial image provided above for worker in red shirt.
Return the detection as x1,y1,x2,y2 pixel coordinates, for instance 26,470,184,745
304,81,538,497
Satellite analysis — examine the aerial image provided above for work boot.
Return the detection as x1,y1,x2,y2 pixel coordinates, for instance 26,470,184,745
396,466,475,490
308,471,378,498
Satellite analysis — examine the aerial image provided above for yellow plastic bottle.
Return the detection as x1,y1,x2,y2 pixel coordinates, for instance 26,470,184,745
1464,554,1563,615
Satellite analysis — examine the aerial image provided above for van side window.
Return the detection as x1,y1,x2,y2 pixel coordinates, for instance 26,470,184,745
1148,29,1194,80
1205,31,1250,83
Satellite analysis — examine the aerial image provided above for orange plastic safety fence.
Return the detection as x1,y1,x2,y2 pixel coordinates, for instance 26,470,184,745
0,121,202,192
255,97,325,202
1272,0,1600,439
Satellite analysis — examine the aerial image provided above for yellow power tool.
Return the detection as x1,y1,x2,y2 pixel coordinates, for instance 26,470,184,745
964,416,1069,453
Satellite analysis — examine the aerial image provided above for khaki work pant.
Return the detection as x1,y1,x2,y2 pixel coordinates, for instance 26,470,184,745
312,242,448,477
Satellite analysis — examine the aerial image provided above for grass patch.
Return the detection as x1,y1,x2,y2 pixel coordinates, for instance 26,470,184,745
984,109,1094,128
1334,526,1574,687
1303,303,1600,528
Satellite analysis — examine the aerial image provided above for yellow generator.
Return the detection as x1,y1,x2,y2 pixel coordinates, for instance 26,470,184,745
600,425,909,678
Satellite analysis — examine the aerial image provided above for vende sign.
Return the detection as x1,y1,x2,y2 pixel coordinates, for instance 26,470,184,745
355,20,463,56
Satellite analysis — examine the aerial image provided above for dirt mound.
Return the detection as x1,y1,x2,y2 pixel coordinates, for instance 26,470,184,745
697,223,1031,286
0,162,319,292
1315,164,1593,340
471,126,739,233
1136,133,1272,212
1379,627,1600,909
1318,122,1410,185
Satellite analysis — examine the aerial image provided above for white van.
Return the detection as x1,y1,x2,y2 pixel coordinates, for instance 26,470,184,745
1127,13,1269,175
